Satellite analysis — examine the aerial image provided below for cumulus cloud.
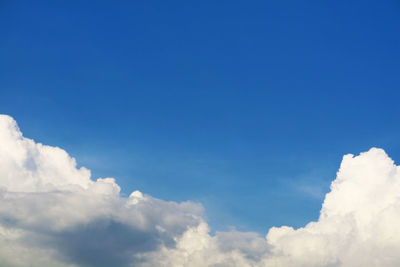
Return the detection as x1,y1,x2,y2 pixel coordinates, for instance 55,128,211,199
1,114,400,266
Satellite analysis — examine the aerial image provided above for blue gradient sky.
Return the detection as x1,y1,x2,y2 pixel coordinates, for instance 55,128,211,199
2,0,400,233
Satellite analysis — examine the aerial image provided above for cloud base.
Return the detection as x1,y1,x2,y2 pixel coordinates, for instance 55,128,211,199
0,115,399,267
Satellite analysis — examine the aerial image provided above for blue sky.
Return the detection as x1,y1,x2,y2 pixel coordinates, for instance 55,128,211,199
1,0,400,234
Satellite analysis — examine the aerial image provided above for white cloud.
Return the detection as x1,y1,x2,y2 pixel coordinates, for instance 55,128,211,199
1,114,400,266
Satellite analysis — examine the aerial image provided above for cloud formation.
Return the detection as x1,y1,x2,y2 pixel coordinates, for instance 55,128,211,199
1,114,400,266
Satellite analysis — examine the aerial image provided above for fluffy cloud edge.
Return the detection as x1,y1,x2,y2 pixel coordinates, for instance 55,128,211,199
1,114,400,267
